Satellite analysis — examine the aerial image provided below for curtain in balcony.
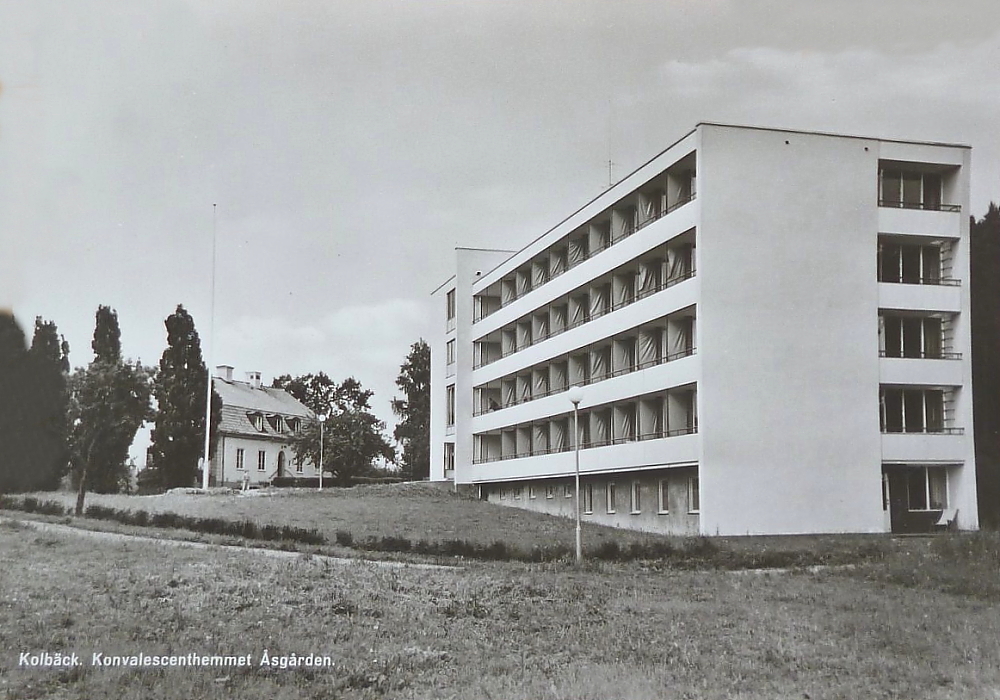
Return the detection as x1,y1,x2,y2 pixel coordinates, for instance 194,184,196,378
502,380,517,408
550,249,567,276
501,330,516,356
550,419,566,451
590,223,609,252
614,404,636,441
671,320,692,355
667,245,691,282
877,316,886,355
568,237,587,266
638,330,660,366
568,354,588,385
591,410,610,445
501,279,516,305
637,260,661,296
517,375,532,403
533,369,549,397
614,274,634,307
549,362,568,392
516,427,531,456
924,318,943,358
533,313,549,341
569,296,587,325
590,347,609,380
639,398,662,438
589,286,609,318
533,423,549,454
501,430,517,458
516,269,531,296
532,261,548,288
550,305,567,334
613,339,636,373
517,322,532,350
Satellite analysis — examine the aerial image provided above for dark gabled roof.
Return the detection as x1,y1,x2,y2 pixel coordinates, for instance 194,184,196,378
213,378,312,439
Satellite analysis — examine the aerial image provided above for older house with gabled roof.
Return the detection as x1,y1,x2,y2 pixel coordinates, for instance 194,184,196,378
210,365,316,486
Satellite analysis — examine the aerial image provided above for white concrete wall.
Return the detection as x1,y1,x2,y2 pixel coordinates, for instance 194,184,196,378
697,125,886,535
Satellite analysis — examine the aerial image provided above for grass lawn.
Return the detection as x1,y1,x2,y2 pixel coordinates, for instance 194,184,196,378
23,484,894,564
2,519,1000,700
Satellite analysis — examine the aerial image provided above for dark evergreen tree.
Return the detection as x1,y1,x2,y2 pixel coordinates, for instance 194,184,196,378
92,305,122,363
27,317,71,489
971,202,1000,527
392,339,430,480
0,313,33,492
147,305,221,489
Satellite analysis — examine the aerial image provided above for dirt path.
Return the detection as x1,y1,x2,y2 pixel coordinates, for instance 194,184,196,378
0,516,457,571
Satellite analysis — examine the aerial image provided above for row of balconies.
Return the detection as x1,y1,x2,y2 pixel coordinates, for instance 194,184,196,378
473,234,695,368
474,156,696,323
473,386,697,464
474,311,695,416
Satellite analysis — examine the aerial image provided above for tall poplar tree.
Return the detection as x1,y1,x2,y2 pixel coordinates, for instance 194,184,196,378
147,305,221,489
392,339,430,480
28,317,71,489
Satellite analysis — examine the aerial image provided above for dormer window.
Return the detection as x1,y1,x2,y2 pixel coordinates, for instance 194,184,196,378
248,413,265,432
286,418,299,434
267,415,284,434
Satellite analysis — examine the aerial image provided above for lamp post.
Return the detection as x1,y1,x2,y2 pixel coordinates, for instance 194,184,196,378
566,385,584,564
317,413,327,492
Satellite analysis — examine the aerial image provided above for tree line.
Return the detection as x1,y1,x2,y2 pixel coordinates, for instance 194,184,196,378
0,304,431,510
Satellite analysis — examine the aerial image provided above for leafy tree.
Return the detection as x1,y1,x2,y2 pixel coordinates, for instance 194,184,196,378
272,373,374,414
68,307,152,510
288,408,395,487
276,373,393,485
972,202,1000,527
147,305,222,489
391,339,430,480
28,317,71,489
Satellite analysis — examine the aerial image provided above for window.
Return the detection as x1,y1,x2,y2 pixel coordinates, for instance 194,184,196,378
446,289,456,321
546,484,554,499
630,480,641,514
271,415,283,434
257,451,266,471
564,483,573,498
688,476,700,513
880,315,944,359
606,482,616,514
879,168,945,210
584,484,594,514
528,484,536,499
880,387,948,433
248,413,265,431
658,479,669,514
513,485,523,500
446,385,456,426
446,339,456,365
286,418,299,433
499,487,505,501
236,448,245,471
907,467,948,511
443,443,455,473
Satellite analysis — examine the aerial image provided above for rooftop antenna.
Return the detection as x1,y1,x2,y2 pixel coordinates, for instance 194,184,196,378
607,97,615,188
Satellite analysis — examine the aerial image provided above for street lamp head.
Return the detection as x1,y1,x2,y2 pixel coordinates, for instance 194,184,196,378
317,413,327,423
565,384,584,406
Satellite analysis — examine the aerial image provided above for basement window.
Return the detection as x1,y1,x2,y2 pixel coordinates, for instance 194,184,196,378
688,476,700,513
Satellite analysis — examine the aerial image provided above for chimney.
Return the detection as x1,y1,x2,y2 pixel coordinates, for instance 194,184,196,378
247,371,262,390
215,365,234,381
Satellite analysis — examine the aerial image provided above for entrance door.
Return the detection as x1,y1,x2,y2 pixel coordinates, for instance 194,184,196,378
277,451,286,478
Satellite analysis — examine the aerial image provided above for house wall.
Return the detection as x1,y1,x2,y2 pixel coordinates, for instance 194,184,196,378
697,125,886,535
480,467,700,535
215,435,315,486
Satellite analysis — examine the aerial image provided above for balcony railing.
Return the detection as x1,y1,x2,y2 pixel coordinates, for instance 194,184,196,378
878,276,961,287
473,347,696,416
473,193,697,323
881,426,964,435
473,269,696,369
471,425,698,464
878,350,963,360
878,199,961,213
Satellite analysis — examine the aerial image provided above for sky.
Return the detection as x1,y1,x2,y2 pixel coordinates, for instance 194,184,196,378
2,1,1000,463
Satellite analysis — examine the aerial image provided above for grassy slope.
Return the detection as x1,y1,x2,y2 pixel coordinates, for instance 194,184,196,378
2,520,999,700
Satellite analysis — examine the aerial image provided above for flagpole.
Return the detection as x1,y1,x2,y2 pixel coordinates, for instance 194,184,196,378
202,203,217,490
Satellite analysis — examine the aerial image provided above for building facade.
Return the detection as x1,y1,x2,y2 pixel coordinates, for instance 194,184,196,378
430,122,977,536
210,366,316,487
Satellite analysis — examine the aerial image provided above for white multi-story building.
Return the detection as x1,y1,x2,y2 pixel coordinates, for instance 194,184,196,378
430,122,977,536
